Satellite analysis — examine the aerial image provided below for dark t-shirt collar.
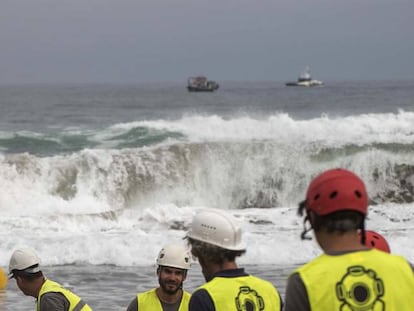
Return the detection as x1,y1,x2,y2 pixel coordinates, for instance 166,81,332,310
213,268,249,278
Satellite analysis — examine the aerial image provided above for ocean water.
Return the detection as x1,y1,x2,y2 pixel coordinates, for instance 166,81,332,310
1,264,292,310
1,80,414,310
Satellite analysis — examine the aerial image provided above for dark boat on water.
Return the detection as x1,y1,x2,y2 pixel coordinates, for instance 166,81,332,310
187,76,219,92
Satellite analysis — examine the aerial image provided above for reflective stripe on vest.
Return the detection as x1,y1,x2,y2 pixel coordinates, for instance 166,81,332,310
137,288,191,311
37,279,92,311
296,249,414,310
198,275,282,310
72,300,87,311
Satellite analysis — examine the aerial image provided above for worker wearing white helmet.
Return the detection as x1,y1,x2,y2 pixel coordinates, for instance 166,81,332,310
186,208,282,311
126,244,191,311
8,247,92,311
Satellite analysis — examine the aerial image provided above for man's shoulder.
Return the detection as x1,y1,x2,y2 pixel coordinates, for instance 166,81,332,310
39,292,70,311
126,296,138,311
247,274,279,289
127,289,156,311
192,287,210,297
189,288,214,311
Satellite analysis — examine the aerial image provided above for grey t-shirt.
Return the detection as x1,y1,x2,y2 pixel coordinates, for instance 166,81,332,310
38,292,71,311
284,272,310,311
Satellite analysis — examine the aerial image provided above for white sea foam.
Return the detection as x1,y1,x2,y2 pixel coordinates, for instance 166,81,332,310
1,203,413,268
1,111,414,269
107,110,414,145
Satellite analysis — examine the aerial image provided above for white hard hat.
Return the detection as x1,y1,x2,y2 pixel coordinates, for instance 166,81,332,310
187,208,246,251
8,248,41,278
156,244,191,270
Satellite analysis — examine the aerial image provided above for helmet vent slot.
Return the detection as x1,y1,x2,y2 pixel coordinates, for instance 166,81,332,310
329,191,338,199
304,169,368,216
354,190,362,198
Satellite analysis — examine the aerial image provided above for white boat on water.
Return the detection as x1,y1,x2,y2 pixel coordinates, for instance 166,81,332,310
285,66,323,87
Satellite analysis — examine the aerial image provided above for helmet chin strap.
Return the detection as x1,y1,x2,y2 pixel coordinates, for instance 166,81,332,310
300,215,313,240
359,222,366,245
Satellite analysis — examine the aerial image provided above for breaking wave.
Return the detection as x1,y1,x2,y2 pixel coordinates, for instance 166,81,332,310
2,110,414,216
2,110,414,266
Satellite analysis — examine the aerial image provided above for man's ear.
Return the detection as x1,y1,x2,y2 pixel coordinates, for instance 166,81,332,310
15,275,22,285
308,210,316,227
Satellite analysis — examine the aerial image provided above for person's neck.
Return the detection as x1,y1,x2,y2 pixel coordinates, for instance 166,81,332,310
316,231,368,252
32,277,46,298
202,259,238,281
217,261,238,271
156,288,182,304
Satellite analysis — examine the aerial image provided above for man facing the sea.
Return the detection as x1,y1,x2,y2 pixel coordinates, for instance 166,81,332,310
126,244,191,311
284,168,414,310
186,208,282,311
8,247,92,311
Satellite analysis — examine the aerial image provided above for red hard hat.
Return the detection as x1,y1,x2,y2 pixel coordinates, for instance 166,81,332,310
362,230,391,253
305,168,368,216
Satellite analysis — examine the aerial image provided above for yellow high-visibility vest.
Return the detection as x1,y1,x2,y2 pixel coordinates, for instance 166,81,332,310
198,275,282,310
296,249,414,310
37,279,92,311
137,288,191,311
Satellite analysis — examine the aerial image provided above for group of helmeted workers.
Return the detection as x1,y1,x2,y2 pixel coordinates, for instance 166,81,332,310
6,168,414,310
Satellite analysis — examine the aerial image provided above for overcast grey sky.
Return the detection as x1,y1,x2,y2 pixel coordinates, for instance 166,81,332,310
1,0,413,84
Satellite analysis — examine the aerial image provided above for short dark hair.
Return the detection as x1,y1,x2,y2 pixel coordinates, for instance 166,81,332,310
312,210,364,233
12,270,43,281
188,238,246,264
